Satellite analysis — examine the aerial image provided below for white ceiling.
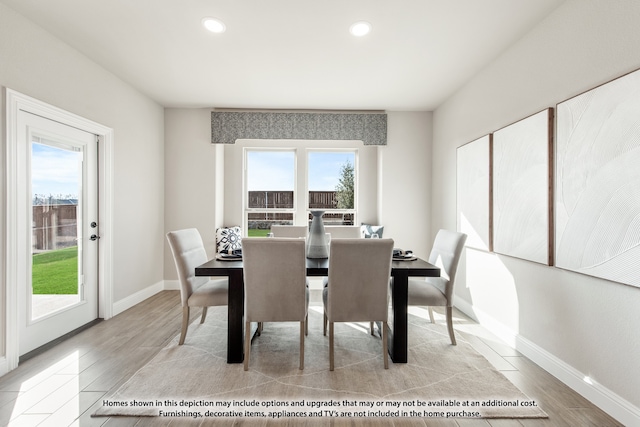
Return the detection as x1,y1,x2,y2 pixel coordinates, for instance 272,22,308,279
1,0,565,110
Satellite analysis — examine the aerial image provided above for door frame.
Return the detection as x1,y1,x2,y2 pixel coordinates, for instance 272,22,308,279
4,89,114,373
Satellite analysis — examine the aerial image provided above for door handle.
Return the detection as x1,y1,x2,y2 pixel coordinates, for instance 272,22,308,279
90,234,100,241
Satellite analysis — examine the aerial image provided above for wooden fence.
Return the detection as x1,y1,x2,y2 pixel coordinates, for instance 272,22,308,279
308,191,337,209
248,191,294,209
247,191,353,228
248,191,342,209
32,204,77,250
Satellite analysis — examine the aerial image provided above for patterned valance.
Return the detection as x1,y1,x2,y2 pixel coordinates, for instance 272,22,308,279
211,111,387,145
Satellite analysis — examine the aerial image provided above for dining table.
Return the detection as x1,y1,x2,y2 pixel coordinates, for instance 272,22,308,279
195,256,440,364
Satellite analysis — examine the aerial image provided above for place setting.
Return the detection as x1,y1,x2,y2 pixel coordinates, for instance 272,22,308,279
393,248,417,261
215,249,243,261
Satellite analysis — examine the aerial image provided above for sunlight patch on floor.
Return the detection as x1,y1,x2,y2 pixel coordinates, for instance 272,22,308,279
9,351,81,425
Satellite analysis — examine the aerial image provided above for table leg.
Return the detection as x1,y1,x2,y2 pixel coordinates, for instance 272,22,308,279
388,271,409,363
227,270,244,363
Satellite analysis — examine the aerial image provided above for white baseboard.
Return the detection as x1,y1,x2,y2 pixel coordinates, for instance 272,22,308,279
112,280,165,316
515,334,640,426
454,297,640,427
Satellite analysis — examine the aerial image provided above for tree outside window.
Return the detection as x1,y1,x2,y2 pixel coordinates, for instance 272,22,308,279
307,151,356,225
335,160,354,209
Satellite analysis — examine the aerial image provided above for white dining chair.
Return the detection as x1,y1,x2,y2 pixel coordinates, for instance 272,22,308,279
406,229,467,345
242,237,309,370
270,225,308,238
322,238,394,370
167,228,229,345
324,225,362,239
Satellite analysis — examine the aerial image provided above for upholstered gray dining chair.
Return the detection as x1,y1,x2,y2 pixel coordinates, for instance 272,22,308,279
322,238,394,370
242,237,309,371
324,225,362,239
319,226,362,287
407,229,467,345
270,225,311,286
167,228,229,345
270,225,308,238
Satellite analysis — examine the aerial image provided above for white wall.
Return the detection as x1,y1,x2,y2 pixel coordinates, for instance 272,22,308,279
432,0,640,423
164,108,224,279
0,2,165,328
380,111,433,258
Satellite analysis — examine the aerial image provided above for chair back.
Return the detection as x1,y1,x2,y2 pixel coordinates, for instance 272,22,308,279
428,229,467,302
271,225,308,238
324,225,361,239
326,238,394,323
242,238,307,322
167,228,209,306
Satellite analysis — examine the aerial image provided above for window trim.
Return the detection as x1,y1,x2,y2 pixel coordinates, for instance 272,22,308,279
244,148,297,235
305,148,358,225
243,146,359,234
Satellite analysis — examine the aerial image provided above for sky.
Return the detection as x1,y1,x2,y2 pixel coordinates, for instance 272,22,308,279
32,145,355,196
247,151,355,191
31,142,81,198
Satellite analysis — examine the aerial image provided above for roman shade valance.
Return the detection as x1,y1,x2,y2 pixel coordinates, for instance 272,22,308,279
211,111,387,145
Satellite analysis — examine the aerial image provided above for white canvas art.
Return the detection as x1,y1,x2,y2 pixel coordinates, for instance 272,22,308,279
555,69,640,288
457,135,491,251
492,109,552,265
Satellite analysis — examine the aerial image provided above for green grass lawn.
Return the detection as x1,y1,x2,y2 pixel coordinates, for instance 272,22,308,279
32,246,78,294
247,229,271,237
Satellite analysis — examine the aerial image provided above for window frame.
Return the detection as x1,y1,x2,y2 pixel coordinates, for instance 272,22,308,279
305,148,358,226
244,148,297,235
243,147,359,234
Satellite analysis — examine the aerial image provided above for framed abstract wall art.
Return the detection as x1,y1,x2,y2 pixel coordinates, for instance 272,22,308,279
555,69,640,288
492,108,554,265
457,135,492,251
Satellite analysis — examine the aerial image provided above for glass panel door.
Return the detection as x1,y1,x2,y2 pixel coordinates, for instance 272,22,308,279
31,140,83,319
17,111,99,356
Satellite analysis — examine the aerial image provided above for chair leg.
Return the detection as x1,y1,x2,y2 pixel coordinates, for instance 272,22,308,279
257,322,263,336
382,321,389,369
329,322,335,371
244,320,251,371
428,307,435,323
179,307,189,345
370,321,375,336
300,321,305,370
305,314,308,336
200,306,208,324
323,312,327,336
446,307,456,345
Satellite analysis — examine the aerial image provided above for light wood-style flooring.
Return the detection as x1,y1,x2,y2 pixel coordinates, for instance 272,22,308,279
0,290,623,426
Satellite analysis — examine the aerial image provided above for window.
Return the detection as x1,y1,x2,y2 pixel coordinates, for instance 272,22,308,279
244,148,358,236
245,150,295,237
307,151,356,225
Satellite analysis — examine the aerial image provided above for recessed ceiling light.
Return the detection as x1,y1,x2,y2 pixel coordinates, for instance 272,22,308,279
202,17,226,33
349,21,371,37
